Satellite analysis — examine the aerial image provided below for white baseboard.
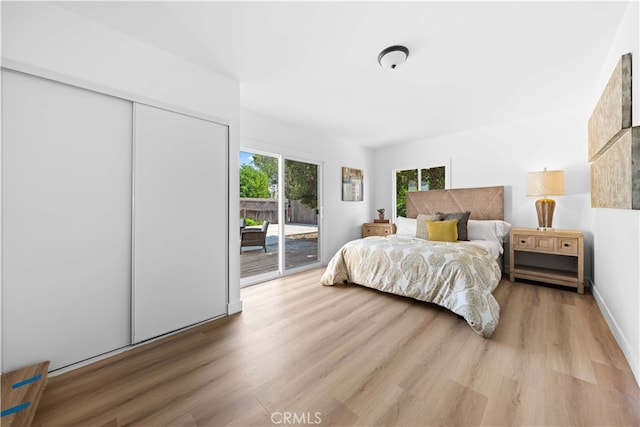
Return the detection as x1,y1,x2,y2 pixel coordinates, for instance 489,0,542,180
228,299,243,314
591,279,639,387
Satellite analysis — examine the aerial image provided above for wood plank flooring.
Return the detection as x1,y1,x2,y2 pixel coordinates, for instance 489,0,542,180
32,268,639,426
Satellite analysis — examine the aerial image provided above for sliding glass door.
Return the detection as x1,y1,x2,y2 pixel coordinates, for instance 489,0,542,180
284,159,319,271
240,151,321,283
239,151,279,279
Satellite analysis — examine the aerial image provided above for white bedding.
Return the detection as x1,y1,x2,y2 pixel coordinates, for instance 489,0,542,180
397,236,503,258
468,239,503,258
321,235,502,337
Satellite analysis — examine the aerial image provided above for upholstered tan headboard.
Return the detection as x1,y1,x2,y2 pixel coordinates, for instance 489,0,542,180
406,186,504,220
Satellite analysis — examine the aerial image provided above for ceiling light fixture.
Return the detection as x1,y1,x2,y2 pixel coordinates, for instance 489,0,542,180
378,45,409,69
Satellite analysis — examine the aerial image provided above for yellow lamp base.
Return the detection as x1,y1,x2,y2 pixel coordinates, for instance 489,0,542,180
535,198,556,231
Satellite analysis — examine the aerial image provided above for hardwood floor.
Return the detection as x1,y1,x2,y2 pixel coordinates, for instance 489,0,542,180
32,268,639,426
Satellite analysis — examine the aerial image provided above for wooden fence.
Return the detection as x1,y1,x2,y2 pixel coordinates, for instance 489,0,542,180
240,198,317,225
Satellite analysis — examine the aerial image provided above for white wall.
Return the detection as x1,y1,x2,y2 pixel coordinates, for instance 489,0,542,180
1,1,242,354
589,0,640,385
240,109,374,262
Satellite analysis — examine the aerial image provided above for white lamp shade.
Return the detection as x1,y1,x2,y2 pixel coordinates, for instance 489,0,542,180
526,170,565,197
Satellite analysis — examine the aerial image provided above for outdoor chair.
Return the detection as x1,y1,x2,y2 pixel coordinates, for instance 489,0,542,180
240,220,269,254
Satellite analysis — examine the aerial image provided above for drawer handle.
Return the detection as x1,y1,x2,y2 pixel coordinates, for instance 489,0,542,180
563,242,570,247
519,239,527,244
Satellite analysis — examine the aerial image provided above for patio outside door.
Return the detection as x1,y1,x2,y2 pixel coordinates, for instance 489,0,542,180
284,158,319,271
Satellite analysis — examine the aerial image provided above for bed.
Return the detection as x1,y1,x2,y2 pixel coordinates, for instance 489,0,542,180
321,186,509,338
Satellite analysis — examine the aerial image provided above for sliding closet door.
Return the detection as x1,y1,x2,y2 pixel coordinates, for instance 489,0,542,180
133,104,227,343
2,70,132,372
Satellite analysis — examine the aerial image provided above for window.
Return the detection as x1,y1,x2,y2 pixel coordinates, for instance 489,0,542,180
395,166,446,217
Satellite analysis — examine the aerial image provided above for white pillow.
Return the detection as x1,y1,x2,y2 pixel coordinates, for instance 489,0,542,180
395,216,417,237
494,220,511,240
467,220,511,245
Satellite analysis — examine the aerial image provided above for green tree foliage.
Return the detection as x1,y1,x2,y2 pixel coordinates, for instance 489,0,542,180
285,159,317,210
252,155,278,184
396,169,417,217
239,164,270,198
251,154,317,210
421,167,445,190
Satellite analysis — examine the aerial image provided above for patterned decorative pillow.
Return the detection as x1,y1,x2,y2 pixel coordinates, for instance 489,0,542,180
436,211,471,241
415,214,441,239
427,219,459,242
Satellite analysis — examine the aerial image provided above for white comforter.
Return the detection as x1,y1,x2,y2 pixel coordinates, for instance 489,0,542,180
321,235,502,337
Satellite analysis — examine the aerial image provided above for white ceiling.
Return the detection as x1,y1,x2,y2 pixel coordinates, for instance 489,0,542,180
57,1,629,148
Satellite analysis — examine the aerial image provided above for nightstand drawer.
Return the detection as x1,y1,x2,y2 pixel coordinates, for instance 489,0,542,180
363,226,391,236
362,223,396,238
557,237,578,255
513,235,533,250
533,235,555,252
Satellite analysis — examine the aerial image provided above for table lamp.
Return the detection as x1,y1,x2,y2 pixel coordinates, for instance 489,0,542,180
526,168,564,231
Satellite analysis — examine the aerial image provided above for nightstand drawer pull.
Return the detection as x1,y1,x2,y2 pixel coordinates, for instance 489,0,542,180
514,235,532,249
557,237,578,254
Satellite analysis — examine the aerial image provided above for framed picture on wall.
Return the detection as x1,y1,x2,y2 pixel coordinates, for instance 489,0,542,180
342,167,363,201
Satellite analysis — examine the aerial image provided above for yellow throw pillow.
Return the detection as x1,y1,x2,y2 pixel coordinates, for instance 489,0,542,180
427,219,459,242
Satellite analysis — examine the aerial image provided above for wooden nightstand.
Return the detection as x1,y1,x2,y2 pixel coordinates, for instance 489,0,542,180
509,227,584,294
362,222,396,238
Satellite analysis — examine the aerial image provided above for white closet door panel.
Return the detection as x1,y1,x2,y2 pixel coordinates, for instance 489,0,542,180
2,70,132,372
133,104,227,343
